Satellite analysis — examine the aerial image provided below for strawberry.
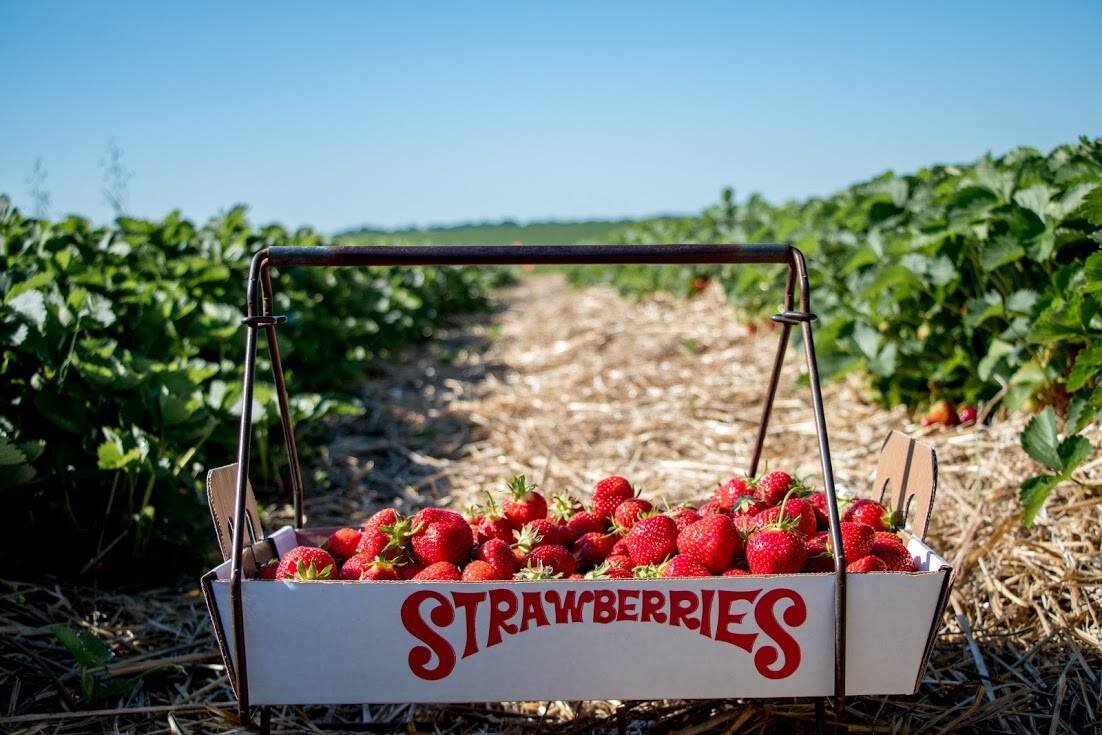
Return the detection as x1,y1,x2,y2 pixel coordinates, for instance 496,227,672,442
846,556,885,573
514,561,563,580
662,554,712,578
413,562,462,581
475,538,517,577
829,522,874,561
755,470,794,506
256,560,278,580
585,561,633,580
341,554,399,581
564,509,606,541
325,528,364,560
399,560,425,580
471,494,516,545
672,507,703,533
523,544,577,577
730,495,767,517
732,512,760,538
805,531,829,556
843,499,898,532
753,497,817,537
715,476,755,510
696,500,728,516
592,475,634,518
677,515,741,574
624,514,678,566
574,531,617,567
805,492,830,529
923,400,959,427
409,508,474,565
502,474,547,530
613,498,653,531
870,536,916,572
958,405,978,425
722,568,751,577
275,546,336,581
511,523,545,557
339,553,371,580
605,554,635,575
525,518,572,547
609,538,630,557
462,560,510,581
362,508,401,537
548,493,580,523
744,528,807,575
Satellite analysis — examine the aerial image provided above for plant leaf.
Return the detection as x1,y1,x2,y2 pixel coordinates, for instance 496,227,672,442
1019,474,1062,527
1057,434,1094,475
1021,407,1062,471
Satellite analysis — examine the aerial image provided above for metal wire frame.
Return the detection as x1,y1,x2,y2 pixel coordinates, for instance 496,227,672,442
226,243,848,731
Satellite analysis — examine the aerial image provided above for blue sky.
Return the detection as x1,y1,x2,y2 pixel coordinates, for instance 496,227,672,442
2,1,1100,232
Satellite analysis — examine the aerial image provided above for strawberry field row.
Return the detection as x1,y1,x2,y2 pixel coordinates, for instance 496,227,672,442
0,202,506,577
567,139,1102,523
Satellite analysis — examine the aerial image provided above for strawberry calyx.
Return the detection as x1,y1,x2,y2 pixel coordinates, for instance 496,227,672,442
515,560,562,580
584,561,615,580
379,517,419,553
548,493,577,522
506,474,537,502
633,562,666,579
294,559,335,581
512,523,544,555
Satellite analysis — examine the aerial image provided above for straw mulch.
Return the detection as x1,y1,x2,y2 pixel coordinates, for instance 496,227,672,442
2,274,1099,734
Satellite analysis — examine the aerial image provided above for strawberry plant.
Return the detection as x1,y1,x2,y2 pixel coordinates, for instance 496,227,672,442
568,138,1102,524
0,198,504,578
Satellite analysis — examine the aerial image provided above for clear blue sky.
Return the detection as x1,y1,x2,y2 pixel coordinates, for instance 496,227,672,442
2,1,1100,232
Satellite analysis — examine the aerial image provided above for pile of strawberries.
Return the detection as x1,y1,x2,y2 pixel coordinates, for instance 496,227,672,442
260,471,917,582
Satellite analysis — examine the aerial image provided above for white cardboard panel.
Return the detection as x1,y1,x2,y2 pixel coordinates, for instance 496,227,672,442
209,528,949,703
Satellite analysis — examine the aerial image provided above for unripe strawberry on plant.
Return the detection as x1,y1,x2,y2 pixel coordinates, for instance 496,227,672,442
843,499,899,532
413,562,462,581
409,508,474,565
523,544,577,577
325,528,364,560
502,475,547,530
275,546,336,581
613,498,653,531
475,538,517,578
624,514,678,566
677,514,741,574
958,405,978,425
591,475,634,518
715,476,755,510
662,554,712,578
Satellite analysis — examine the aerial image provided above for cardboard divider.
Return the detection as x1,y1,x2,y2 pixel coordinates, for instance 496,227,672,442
206,464,264,562
872,431,938,541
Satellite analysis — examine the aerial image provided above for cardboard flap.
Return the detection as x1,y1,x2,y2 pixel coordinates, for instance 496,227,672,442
206,464,264,561
872,431,938,541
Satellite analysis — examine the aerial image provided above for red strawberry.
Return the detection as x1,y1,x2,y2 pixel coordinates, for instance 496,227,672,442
585,561,633,579
805,492,830,529
613,498,653,531
958,405,978,425
755,470,794,506
339,553,371,580
341,554,399,581
462,560,510,581
715,476,754,509
523,544,577,577
829,522,874,561
565,510,606,540
275,546,336,581
732,512,760,538
846,556,885,573
605,554,635,575
730,495,767,517
609,538,630,557
399,560,425,580
624,514,678,566
413,562,462,581
502,474,547,529
805,531,829,556
362,508,401,537
662,554,712,578
475,538,517,577
843,499,897,532
574,531,617,567
722,568,751,577
410,508,474,565
744,529,808,575
256,560,278,580
548,493,580,523
753,497,817,537
672,508,703,533
525,518,571,547
870,537,916,572
471,494,516,544
325,528,364,560
696,500,728,516
924,400,959,427
677,515,741,574
592,475,634,518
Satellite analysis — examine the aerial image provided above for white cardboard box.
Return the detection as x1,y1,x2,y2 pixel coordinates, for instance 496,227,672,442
202,431,952,704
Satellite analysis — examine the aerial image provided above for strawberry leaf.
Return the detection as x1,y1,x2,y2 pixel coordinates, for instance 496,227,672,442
1021,407,1062,471
1067,344,1102,392
1057,435,1094,475
1019,475,1062,527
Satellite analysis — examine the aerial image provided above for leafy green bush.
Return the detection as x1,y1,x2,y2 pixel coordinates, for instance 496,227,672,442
568,139,1102,523
0,199,504,577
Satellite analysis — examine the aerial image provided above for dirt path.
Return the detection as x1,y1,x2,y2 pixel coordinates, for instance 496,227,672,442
4,274,1098,734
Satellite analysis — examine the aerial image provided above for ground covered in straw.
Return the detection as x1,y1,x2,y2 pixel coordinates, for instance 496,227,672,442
2,275,1099,733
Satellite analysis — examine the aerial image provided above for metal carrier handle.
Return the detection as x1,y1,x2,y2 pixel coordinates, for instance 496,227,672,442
228,243,848,727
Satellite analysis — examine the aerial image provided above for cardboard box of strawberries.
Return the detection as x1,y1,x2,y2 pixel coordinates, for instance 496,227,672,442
202,431,952,704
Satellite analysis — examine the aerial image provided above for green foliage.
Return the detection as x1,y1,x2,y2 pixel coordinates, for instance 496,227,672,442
338,217,677,246
0,199,503,577
568,139,1102,523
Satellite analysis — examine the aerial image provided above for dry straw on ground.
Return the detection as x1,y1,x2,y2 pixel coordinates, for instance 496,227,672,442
2,275,1099,733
